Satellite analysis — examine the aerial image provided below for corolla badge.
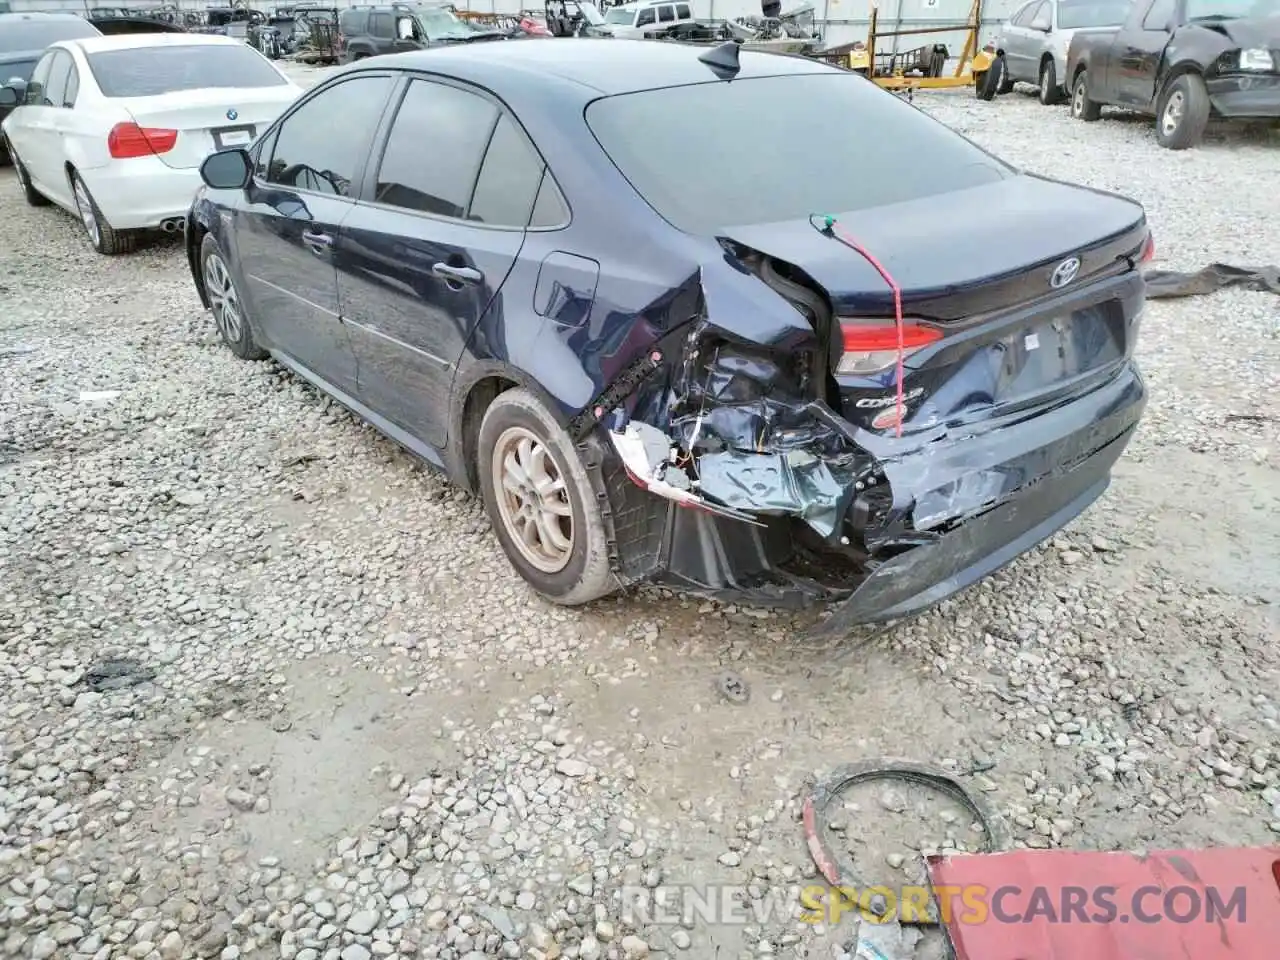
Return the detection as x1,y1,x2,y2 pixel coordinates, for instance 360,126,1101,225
1050,256,1081,289
226,109,238,121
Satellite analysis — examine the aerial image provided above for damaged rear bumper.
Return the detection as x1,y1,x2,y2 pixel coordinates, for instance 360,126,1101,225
595,361,1146,633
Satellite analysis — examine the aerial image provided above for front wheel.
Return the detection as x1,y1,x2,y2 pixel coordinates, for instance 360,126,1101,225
1070,70,1102,121
201,233,267,361
1156,73,1210,150
1039,58,1063,105
477,388,616,606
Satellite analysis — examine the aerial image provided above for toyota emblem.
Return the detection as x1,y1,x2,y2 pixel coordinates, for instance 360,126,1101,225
226,109,238,121
1050,256,1081,289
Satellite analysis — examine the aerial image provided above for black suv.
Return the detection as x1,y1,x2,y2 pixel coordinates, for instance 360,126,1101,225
338,2,502,61
0,12,101,163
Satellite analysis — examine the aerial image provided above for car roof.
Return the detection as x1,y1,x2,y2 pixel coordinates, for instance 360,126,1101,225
0,12,91,20
372,37,838,95
67,32,247,54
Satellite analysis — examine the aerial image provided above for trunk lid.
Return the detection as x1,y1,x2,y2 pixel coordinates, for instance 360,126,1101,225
720,174,1148,435
123,85,301,169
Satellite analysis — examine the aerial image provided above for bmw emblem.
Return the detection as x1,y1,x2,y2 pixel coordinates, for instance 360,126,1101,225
226,109,238,121
1050,256,1081,289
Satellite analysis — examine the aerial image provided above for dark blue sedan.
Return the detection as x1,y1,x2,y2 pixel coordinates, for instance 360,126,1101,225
185,38,1151,632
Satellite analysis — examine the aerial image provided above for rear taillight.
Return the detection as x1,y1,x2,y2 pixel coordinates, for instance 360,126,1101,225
837,319,942,376
107,122,177,159
1138,232,1155,263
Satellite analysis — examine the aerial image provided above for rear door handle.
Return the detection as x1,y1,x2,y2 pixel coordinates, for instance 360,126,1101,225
432,262,483,285
302,230,332,250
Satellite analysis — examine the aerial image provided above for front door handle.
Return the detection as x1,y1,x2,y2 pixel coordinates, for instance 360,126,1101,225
302,230,332,252
432,262,483,285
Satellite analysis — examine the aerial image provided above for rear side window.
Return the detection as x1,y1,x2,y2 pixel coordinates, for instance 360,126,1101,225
87,44,288,97
586,73,1010,234
63,62,79,106
267,74,395,195
370,12,393,37
374,79,497,218
658,5,674,21
676,3,692,18
468,114,545,226
530,171,569,228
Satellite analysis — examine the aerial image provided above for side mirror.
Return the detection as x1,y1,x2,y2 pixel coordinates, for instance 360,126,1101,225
200,148,253,190
0,82,24,107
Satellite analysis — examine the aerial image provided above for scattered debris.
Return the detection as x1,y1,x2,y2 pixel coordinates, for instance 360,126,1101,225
715,669,750,704
802,759,1008,923
83,658,157,693
78,390,121,405
1144,263,1280,299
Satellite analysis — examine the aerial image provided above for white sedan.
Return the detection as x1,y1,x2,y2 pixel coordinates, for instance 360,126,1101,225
0,33,303,254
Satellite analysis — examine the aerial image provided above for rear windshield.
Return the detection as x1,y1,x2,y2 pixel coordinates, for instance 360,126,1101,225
87,44,288,97
585,72,1011,234
0,58,37,82
0,18,100,52
1056,0,1132,29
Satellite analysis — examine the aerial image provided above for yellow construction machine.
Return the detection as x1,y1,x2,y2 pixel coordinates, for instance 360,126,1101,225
816,0,996,97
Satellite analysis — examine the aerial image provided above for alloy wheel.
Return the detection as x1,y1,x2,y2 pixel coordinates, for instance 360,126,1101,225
1162,90,1185,138
72,177,101,248
491,426,574,574
203,252,244,344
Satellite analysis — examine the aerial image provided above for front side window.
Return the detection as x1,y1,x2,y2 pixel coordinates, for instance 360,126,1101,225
586,72,1011,235
637,8,656,25
42,51,72,107
1142,0,1175,29
415,7,473,40
1029,2,1052,30
267,74,395,195
87,44,288,97
374,78,497,218
676,3,692,18
23,52,53,105
658,5,674,21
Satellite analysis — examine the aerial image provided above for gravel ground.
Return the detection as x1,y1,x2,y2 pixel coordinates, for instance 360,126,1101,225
1,69,1278,960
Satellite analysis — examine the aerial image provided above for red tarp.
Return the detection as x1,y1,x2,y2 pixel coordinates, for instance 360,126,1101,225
926,847,1280,959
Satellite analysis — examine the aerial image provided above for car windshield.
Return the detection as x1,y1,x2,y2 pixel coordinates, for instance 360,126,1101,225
415,7,472,39
1,57,36,83
604,6,635,24
0,18,100,52
586,72,1012,234
87,44,287,97
1056,0,1132,29
1186,0,1278,18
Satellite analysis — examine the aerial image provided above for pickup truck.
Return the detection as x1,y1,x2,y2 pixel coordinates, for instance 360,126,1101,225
1065,0,1280,149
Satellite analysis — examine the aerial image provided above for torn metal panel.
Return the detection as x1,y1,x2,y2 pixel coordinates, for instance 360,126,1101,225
695,449,856,540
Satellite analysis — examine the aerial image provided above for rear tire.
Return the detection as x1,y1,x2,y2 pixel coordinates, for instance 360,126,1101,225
1071,69,1102,121
477,387,616,607
70,170,135,255
7,142,49,206
1156,73,1210,150
1038,58,1063,105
